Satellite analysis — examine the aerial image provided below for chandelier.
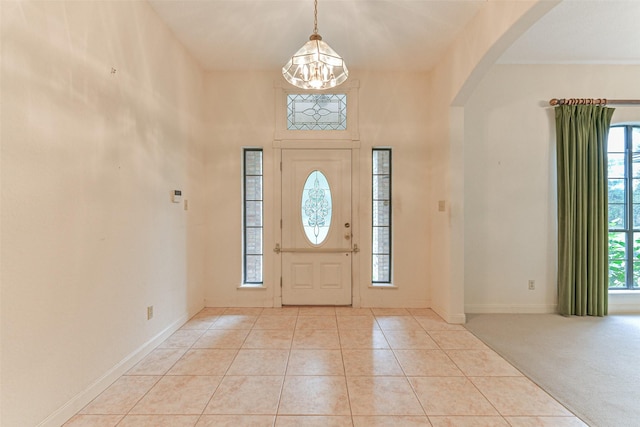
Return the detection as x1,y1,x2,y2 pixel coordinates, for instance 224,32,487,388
282,0,348,90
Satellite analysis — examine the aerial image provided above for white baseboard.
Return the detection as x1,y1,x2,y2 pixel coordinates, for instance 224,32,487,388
465,304,557,314
430,304,466,325
38,312,190,427
608,292,640,314
609,303,640,314
446,312,467,324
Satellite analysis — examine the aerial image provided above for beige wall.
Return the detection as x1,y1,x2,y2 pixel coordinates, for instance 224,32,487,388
464,64,640,314
424,0,557,323
1,1,206,425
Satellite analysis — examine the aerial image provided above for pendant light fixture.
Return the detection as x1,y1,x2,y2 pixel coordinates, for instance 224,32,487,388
282,0,348,90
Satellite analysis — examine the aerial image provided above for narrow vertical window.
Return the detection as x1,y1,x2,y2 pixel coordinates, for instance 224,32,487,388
244,149,263,284
372,149,392,283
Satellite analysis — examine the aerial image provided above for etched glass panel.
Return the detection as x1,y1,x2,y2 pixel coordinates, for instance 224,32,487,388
244,149,263,284
301,170,332,245
287,94,347,130
372,255,390,283
372,149,392,283
245,256,262,283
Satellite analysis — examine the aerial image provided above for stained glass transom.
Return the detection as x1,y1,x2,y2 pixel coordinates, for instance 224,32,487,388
287,94,347,130
301,170,332,245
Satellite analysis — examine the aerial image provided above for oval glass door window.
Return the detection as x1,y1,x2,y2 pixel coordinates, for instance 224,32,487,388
301,170,332,245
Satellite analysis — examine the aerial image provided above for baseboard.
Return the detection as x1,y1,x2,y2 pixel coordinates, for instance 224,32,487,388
609,303,640,314
361,300,431,309
446,312,467,324
608,292,640,314
38,312,190,427
465,304,557,314
430,304,466,325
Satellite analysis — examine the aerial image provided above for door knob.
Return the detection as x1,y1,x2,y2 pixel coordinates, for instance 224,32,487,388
345,233,351,240
345,223,350,228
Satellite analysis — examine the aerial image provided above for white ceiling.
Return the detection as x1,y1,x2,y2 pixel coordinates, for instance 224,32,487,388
148,0,640,72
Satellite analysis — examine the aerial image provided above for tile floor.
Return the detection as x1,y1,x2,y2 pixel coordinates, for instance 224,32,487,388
65,307,587,427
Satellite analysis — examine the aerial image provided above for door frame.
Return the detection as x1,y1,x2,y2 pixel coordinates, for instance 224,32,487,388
272,140,361,307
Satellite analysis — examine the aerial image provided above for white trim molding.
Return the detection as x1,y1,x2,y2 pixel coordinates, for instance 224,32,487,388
39,313,190,427
465,304,558,314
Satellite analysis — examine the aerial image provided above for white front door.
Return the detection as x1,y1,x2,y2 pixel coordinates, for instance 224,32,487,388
281,149,352,305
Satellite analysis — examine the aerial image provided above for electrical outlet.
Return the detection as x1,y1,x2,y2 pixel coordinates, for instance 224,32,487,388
147,305,154,320
528,280,535,290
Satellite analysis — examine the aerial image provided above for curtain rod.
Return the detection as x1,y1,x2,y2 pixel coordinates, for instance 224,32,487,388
549,98,640,106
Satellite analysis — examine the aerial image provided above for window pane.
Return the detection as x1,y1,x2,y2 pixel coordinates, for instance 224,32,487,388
608,126,626,152
608,153,626,178
633,127,640,178
245,151,263,175
373,176,390,200
373,150,391,174
609,232,627,288
301,170,332,245
608,179,626,203
633,153,640,178
608,203,625,229
373,227,390,254
245,176,262,200
372,255,390,283
245,255,262,283
245,201,263,227
635,232,640,288
373,201,390,226
634,204,640,230
633,127,640,152
245,227,262,255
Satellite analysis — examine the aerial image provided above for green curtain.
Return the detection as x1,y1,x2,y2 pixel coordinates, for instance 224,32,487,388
556,105,614,316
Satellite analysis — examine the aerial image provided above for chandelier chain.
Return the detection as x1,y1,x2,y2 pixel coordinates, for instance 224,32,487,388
313,0,318,34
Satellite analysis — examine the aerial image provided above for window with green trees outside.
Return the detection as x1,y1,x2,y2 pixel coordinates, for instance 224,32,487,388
608,125,640,289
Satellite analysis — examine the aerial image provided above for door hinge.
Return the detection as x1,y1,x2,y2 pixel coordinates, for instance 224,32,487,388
280,219,283,229
280,277,283,288
280,161,282,171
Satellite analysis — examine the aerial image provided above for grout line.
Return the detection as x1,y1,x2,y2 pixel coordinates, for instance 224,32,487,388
73,307,587,425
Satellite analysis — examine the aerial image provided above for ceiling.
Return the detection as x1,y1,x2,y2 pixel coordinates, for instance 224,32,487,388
148,0,640,72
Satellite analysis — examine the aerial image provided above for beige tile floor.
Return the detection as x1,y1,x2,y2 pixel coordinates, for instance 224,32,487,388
65,307,587,427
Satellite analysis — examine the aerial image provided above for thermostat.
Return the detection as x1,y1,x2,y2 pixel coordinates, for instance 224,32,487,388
172,190,182,203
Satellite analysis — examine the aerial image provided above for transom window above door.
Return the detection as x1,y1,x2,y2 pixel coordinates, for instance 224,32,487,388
287,94,347,131
274,80,360,141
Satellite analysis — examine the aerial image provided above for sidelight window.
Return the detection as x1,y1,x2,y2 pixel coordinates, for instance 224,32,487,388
372,149,392,284
243,149,263,284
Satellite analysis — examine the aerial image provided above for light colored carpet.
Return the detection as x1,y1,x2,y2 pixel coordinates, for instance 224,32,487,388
464,313,640,427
